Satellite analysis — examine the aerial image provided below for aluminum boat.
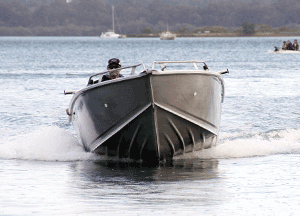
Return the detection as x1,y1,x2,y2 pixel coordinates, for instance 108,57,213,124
65,61,228,163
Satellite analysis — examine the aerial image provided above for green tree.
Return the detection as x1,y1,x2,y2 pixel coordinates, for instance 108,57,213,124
176,27,188,34
241,22,255,35
256,24,272,32
0,1,32,27
141,27,153,34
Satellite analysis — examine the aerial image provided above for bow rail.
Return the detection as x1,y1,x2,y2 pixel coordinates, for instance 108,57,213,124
152,60,209,71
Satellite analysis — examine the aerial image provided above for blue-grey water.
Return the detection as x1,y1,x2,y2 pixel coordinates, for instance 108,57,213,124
1,37,300,215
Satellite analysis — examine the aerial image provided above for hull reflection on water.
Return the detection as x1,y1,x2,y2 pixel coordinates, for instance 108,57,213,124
74,159,219,183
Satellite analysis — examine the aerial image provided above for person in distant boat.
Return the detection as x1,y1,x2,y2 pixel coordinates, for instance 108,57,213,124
101,58,124,82
281,41,287,50
286,40,294,50
293,39,299,51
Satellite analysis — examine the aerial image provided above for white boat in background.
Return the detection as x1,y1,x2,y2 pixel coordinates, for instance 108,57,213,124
160,31,176,40
160,25,176,40
100,6,126,39
100,30,121,39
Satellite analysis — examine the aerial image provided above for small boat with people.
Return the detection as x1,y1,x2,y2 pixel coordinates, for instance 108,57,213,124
274,39,300,53
65,59,228,163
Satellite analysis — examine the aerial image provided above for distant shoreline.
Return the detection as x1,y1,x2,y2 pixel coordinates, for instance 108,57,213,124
1,34,299,37
130,33,300,38
1,35,298,37
1,26,300,38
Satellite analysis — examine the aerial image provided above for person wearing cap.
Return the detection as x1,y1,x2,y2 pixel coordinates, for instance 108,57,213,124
293,39,299,51
282,41,287,50
101,58,124,82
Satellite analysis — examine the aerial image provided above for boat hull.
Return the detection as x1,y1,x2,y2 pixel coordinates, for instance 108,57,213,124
160,37,175,40
274,50,300,53
100,32,121,39
69,71,224,162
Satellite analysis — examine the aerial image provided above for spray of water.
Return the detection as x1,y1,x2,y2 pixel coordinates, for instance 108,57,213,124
176,129,300,160
1,127,299,161
0,126,98,161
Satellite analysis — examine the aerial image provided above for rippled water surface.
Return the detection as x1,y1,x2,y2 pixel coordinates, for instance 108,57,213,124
1,37,300,215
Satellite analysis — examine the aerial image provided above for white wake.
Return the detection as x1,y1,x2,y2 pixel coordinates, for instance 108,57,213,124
0,126,98,161
176,129,300,159
1,126,300,161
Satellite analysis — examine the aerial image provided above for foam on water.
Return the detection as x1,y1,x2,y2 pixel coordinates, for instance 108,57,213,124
176,129,300,160
1,126,300,162
0,126,98,161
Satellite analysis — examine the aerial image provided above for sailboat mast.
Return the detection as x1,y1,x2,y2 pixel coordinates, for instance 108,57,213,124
112,5,115,33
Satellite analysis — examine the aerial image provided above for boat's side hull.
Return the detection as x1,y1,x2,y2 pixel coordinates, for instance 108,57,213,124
70,74,152,152
69,72,224,162
274,49,300,53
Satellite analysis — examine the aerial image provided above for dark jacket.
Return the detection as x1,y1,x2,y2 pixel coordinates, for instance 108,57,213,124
101,73,124,82
286,41,294,50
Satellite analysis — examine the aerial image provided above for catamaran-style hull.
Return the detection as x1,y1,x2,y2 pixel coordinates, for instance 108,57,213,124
68,70,224,162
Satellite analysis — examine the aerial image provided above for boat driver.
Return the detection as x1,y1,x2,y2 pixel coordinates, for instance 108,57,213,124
101,58,124,82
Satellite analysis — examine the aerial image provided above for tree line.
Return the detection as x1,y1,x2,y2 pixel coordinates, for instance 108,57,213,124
0,0,300,36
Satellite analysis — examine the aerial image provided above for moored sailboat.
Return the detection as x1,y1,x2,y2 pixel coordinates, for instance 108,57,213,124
160,25,176,40
100,6,126,39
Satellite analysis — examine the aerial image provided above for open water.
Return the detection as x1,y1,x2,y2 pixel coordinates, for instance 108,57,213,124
0,37,300,215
